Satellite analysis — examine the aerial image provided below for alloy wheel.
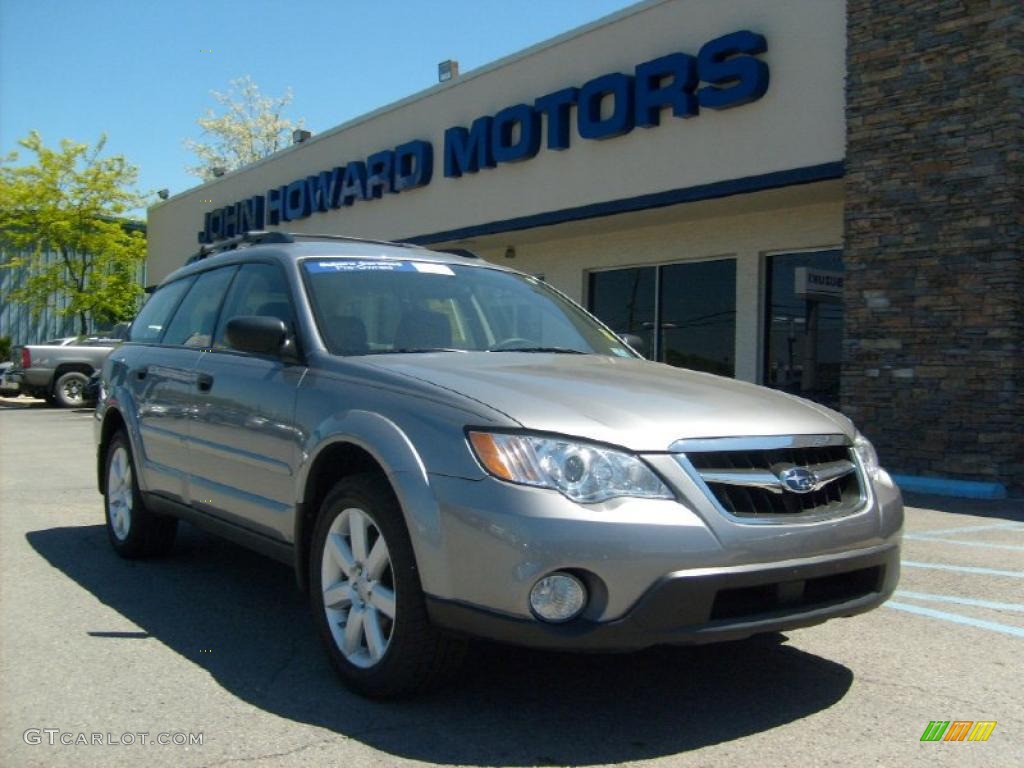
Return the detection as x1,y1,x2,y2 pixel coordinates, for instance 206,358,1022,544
107,446,133,540
320,507,396,668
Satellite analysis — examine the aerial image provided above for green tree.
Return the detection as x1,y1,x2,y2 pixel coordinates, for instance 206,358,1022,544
0,131,146,335
185,75,305,180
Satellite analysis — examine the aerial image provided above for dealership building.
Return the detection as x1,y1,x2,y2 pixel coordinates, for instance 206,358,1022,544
147,0,1022,494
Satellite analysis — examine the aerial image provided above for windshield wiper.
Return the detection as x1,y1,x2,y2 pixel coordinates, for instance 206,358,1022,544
487,347,586,354
365,348,466,355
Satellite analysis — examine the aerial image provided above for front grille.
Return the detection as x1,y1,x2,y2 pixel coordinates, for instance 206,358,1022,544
676,439,865,518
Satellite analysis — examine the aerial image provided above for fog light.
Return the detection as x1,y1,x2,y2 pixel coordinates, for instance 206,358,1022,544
529,572,587,622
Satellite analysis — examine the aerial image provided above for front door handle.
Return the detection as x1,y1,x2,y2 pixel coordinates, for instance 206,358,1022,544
196,373,214,392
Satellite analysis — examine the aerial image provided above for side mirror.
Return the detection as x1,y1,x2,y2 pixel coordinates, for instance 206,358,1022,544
619,333,646,356
226,316,289,356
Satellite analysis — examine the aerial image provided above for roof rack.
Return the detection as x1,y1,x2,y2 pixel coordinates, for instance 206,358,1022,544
432,247,480,259
286,232,420,250
185,231,434,265
187,230,294,264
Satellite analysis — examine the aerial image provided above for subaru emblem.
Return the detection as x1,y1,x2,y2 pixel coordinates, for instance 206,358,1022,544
779,467,817,494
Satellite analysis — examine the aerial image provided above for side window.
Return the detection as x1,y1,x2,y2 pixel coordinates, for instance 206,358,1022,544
129,278,194,343
213,262,296,349
162,267,237,348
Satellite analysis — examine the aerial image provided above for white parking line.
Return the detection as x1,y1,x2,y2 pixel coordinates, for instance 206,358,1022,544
903,535,1024,552
895,590,1024,613
909,522,1024,538
886,601,1024,639
901,561,1024,578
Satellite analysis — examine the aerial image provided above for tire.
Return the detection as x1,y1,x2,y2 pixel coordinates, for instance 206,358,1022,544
310,474,467,698
104,431,178,558
53,371,89,408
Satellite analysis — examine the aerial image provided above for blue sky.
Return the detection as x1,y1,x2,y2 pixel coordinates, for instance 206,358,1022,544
1,0,638,208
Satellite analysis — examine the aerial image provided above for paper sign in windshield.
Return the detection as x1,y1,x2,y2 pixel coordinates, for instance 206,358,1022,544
305,260,453,275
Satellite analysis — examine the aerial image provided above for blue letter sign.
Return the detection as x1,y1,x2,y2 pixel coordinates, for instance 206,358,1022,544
199,30,770,243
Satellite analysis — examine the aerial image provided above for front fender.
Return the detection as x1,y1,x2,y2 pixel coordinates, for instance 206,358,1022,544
297,410,450,598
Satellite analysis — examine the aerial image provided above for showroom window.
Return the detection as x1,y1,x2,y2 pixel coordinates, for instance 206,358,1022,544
588,259,736,376
763,249,844,409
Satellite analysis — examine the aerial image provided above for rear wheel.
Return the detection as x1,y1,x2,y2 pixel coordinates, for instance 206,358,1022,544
310,475,466,698
104,431,177,558
54,371,89,408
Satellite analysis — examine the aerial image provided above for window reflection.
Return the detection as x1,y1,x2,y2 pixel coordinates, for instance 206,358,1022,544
764,250,844,409
588,267,655,358
588,259,736,376
660,260,736,376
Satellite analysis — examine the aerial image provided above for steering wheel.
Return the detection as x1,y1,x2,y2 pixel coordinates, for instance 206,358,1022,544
488,337,535,351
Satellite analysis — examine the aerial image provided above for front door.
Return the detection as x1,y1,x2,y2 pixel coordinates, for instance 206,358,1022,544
187,262,305,541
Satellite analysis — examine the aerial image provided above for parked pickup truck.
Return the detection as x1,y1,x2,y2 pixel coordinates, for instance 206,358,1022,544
11,333,125,407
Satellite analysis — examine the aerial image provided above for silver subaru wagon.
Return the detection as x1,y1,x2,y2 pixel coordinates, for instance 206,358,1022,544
96,232,902,697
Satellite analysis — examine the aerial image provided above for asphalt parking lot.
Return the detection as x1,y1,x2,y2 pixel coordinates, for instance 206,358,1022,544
1,400,1020,767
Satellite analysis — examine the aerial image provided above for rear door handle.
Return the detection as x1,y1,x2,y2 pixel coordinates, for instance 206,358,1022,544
196,373,214,392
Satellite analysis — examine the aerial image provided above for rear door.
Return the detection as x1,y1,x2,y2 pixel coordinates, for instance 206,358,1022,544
122,275,194,500
131,266,237,502
188,262,306,541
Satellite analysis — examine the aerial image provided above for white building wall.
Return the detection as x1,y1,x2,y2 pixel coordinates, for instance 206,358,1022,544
147,0,846,282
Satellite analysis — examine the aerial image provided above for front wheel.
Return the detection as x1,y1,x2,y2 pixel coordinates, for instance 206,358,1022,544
104,431,177,558
310,475,466,698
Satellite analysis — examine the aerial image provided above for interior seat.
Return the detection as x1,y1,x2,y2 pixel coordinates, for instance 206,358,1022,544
393,309,452,350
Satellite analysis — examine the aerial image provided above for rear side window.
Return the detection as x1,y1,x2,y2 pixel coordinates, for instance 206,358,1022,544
129,278,194,342
162,267,237,348
213,263,296,349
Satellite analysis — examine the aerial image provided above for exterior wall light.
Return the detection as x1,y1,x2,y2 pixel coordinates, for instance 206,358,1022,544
438,59,460,83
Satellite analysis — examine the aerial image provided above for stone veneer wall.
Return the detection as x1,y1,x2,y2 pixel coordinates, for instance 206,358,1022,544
843,0,1022,490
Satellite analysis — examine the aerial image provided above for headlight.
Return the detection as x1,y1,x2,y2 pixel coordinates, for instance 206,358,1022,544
467,431,673,503
854,432,880,474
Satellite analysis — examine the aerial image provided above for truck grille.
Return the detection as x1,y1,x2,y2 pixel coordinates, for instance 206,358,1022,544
672,437,865,518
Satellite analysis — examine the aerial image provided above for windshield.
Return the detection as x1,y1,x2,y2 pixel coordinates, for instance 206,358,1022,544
302,259,637,357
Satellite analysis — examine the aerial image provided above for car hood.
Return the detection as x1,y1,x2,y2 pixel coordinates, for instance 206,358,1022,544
363,353,854,452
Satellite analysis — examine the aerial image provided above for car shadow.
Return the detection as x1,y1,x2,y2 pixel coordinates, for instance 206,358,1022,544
904,492,1024,524
27,523,854,765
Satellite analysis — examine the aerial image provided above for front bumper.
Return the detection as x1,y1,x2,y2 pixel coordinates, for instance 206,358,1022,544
427,542,899,650
419,456,903,649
